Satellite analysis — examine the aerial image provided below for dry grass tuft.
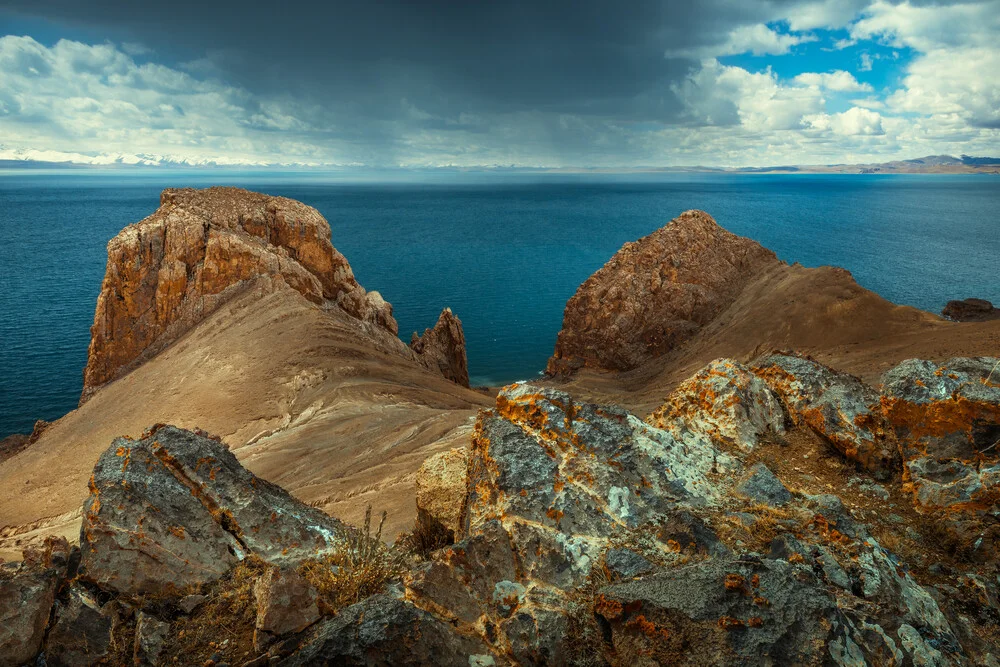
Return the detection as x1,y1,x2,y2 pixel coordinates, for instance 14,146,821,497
565,560,615,666
299,506,409,615
712,501,800,553
159,554,268,664
396,510,454,559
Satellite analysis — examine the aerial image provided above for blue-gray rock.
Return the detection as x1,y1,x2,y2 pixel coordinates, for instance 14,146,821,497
737,463,792,506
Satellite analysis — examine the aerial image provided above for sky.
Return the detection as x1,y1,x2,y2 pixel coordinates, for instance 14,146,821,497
0,0,997,168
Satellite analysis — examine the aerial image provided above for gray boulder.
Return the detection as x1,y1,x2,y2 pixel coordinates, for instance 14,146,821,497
78,425,347,595
278,593,497,666
753,354,899,478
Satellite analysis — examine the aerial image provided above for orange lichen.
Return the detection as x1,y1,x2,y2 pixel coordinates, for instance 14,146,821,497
748,616,764,628
718,616,745,630
625,614,671,641
594,594,624,620
169,526,186,540
724,573,746,592
788,553,805,564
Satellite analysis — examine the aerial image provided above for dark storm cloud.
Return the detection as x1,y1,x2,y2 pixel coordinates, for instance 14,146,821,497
0,0,785,119
3,0,997,165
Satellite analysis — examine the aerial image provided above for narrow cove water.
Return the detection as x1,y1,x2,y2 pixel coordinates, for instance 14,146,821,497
1,171,998,437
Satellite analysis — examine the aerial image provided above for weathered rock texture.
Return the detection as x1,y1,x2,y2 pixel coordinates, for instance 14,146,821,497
646,359,786,452
410,307,471,387
943,298,1000,322
79,425,346,595
882,357,1000,552
415,446,470,539
752,354,899,478
0,537,70,666
406,381,993,665
83,186,398,398
547,210,780,375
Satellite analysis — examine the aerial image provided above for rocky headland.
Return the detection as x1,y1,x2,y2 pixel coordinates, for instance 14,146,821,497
1,192,999,665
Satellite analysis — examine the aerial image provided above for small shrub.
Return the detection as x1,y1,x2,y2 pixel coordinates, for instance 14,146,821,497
299,506,409,615
397,510,454,558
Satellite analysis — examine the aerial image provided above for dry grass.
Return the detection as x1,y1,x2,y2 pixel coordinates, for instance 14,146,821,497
565,560,615,667
711,501,801,553
299,506,409,615
161,554,269,664
396,512,454,559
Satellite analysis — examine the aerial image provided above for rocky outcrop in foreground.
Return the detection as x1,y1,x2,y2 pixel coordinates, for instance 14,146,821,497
410,307,471,387
547,210,779,375
6,353,999,665
84,187,403,398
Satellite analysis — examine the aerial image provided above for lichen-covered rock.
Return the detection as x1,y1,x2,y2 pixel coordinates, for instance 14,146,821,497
410,307,470,387
547,210,780,375
464,383,740,584
254,566,321,651
402,380,987,664
277,593,497,666
753,354,899,478
881,357,1000,552
79,425,346,595
84,186,398,397
0,537,69,667
596,555,839,664
882,357,1000,479
647,359,786,452
45,584,115,666
415,446,470,540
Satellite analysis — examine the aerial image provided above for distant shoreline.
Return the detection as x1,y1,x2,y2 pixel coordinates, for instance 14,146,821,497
1,154,998,175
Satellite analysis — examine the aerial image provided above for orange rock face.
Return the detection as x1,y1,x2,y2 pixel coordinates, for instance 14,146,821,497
410,308,470,387
547,210,780,375
83,187,397,398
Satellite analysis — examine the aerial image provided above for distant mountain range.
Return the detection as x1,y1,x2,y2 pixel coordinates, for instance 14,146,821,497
0,147,997,173
728,154,1000,174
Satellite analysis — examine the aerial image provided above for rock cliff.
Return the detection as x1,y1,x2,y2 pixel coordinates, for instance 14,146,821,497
83,187,398,399
410,307,471,387
547,210,780,375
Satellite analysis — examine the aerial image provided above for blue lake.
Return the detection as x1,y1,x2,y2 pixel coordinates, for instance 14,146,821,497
1,171,998,437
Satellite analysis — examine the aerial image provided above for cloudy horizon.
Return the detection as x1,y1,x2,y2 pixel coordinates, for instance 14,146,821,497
0,0,998,168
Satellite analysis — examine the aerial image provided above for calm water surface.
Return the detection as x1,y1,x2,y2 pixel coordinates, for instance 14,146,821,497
1,171,998,436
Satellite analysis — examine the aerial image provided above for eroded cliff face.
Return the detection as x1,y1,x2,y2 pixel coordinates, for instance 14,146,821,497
83,187,397,398
547,210,780,375
410,308,470,388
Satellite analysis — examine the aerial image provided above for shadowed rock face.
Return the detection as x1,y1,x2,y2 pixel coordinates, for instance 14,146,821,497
547,210,780,375
79,425,346,596
83,186,397,399
410,307,470,387
943,299,1000,322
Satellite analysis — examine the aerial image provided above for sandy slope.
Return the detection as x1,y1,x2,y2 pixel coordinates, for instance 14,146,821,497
0,280,490,559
